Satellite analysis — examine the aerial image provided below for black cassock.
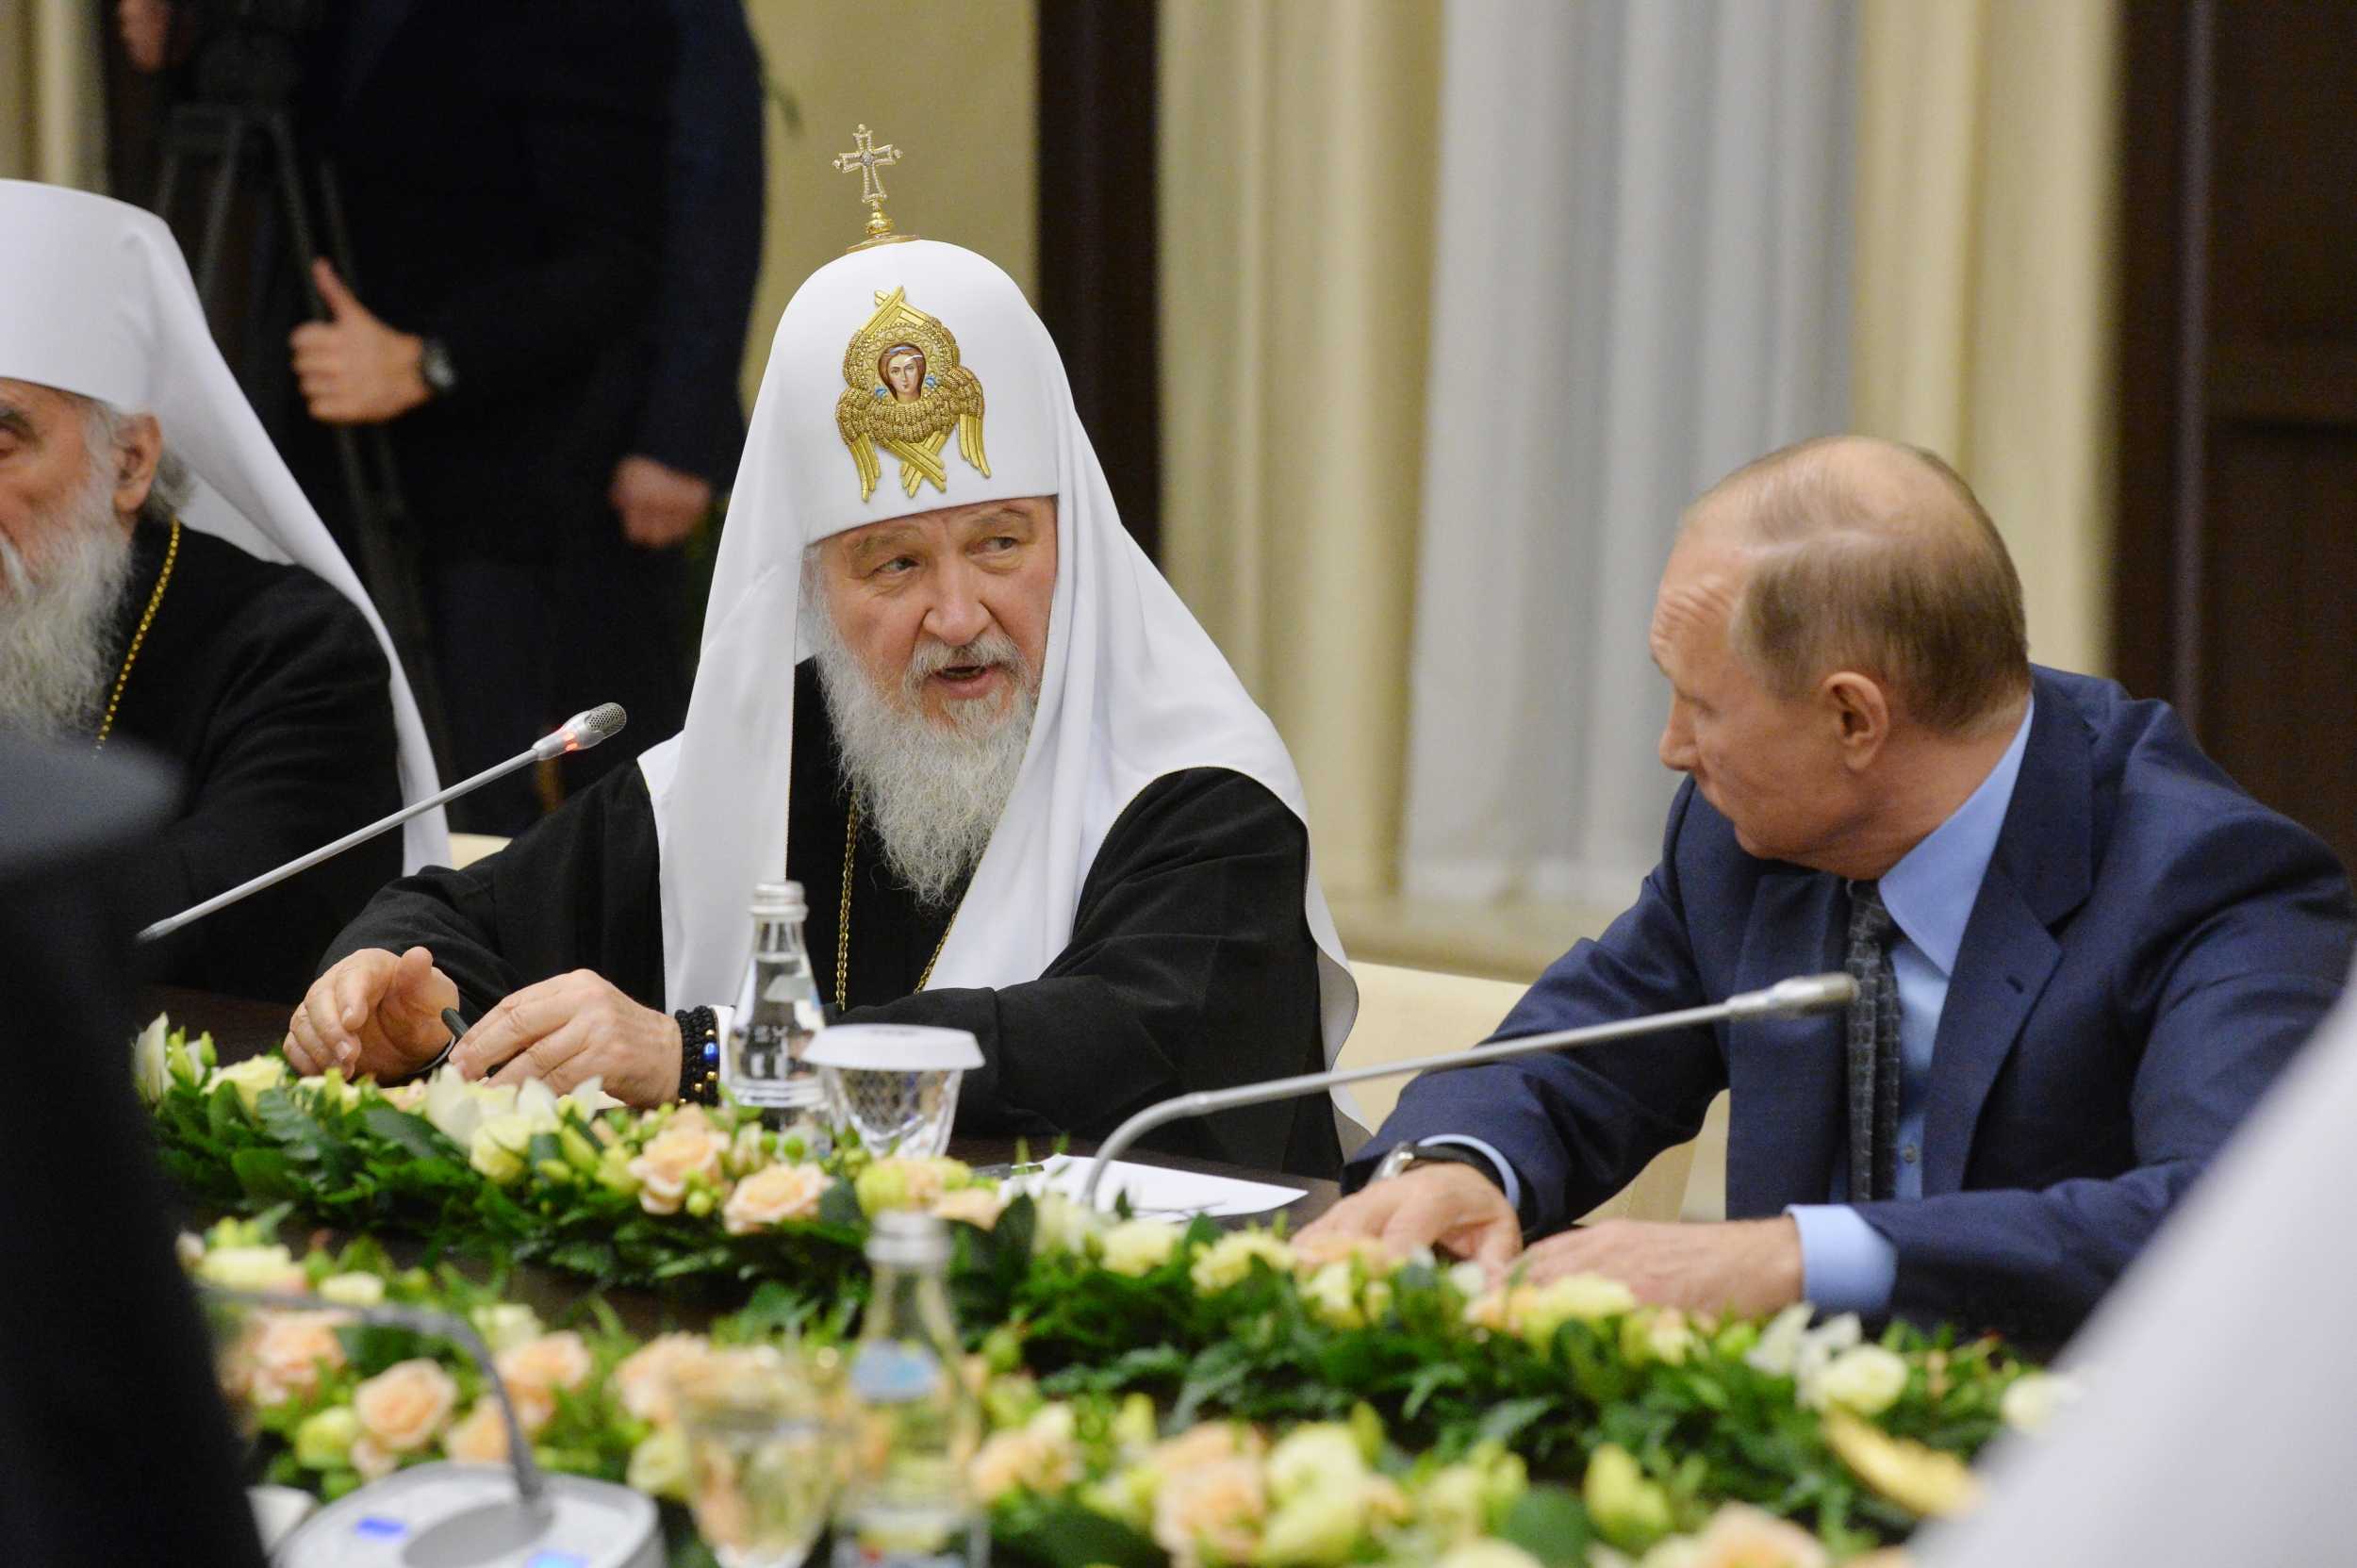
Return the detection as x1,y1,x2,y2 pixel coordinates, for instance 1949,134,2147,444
110,518,404,1002
327,662,1343,1178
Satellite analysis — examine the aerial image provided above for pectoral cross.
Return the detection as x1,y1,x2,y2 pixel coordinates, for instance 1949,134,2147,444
834,124,907,245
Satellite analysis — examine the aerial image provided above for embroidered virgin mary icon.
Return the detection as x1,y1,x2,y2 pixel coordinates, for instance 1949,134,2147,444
835,286,990,502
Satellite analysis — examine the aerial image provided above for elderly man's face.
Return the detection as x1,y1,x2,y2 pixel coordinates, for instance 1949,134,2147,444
0,378,155,595
1650,536,1862,868
818,495,1057,727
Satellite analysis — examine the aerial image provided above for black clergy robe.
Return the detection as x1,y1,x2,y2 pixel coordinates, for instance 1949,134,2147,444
110,518,404,1002
324,661,1343,1177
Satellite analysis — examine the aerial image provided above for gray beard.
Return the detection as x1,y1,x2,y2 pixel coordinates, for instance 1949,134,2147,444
0,465,136,742
812,616,1037,909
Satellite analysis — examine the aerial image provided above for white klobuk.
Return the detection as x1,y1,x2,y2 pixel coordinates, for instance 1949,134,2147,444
641,239,1356,1083
0,179,447,868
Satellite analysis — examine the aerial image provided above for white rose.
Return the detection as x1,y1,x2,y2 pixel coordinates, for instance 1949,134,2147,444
1030,1193,1105,1256
197,1243,305,1295
423,1068,507,1147
1434,1545,1545,1568
1519,1273,1639,1341
131,1015,171,1103
468,1113,537,1185
1803,1344,1908,1417
469,1302,545,1356
1999,1370,2081,1434
1264,1425,1366,1507
627,1426,690,1501
352,1359,458,1453
318,1272,387,1308
1445,1260,1491,1299
1742,1303,1819,1378
1098,1218,1184,1277
721,1163,830,1233
1259,1483,1366,1566
208,1054,287,1112
1190,1230,1295,1295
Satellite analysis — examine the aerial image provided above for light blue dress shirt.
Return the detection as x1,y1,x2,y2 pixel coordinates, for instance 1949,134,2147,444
1418,701,2036,1317
1786,698,2035,1312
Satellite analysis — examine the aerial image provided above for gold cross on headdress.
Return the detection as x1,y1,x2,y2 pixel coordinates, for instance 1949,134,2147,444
833,124,914,249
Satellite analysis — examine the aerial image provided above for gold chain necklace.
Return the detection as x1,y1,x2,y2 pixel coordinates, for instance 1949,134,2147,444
835,799,951,1011
93,516,180,752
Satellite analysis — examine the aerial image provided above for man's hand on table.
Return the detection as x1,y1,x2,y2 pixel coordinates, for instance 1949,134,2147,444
286,946,457,1081
450,969,680,1107
1520,1216,1805,1317
1296,1162,1524,1275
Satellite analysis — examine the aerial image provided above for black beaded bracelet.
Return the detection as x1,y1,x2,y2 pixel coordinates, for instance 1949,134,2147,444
674,1006,720,1104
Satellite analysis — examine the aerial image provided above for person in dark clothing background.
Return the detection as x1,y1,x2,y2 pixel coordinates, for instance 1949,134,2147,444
277,0,681,833
608,0,768,558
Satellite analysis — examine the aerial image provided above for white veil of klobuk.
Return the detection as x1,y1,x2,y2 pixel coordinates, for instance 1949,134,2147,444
0,180,447,868
640,239,1357,1080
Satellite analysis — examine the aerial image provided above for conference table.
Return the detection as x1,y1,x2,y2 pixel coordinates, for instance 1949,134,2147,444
149,985,1343,1332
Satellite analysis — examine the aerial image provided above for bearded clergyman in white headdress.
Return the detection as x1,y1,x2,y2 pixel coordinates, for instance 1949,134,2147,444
291,184,1356,1175
0,181,446,1001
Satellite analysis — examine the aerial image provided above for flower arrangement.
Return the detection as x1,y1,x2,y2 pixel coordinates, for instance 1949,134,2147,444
151,1020,2064,1563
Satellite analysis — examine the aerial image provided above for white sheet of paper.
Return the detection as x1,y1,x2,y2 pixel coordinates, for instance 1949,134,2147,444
1023,1152,1305,1218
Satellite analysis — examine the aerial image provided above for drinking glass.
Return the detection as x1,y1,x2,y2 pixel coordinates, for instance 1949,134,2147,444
674,1345,840,1568
805,1025,981,1160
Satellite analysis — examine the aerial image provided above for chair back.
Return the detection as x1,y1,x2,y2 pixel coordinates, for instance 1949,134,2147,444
1338,962,1701,1223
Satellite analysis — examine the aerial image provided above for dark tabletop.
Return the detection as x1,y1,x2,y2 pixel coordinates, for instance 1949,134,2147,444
146,985,1341,1331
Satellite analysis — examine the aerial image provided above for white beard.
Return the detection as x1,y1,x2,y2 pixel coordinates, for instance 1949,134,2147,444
813,613,1038,909
0,462,136,743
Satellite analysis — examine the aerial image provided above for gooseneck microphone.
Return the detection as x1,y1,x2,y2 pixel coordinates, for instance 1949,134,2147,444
137,704,626,945
1077,973,1859,1208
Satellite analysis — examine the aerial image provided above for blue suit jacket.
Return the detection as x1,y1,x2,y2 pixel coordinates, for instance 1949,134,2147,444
1359,669,2354,1341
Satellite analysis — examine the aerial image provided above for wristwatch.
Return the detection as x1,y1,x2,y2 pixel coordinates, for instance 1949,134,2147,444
418,337,457,398
1371,1139,1504,1188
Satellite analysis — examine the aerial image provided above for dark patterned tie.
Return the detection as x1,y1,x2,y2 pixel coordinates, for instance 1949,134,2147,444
1844,881,1903,1201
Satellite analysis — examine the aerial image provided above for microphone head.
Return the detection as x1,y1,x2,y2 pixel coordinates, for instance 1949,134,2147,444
535,703,628,761
570,702,627,750
1727,972,1858,1018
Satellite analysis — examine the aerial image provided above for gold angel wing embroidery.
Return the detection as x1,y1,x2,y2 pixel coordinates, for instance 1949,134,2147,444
836,388,884,502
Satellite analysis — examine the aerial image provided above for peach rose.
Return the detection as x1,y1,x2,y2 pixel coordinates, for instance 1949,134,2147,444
247,1311,349,1408
496,1331,593,1434
930,1185,1006,1231
353,1359,458,1453
443,1399,511,1464
1678,1502,1831,1568
721,1163,830,1234
350,1434,398,1482
1151,1457,1266,1568
628,1121,728,1215
611,1332,714,1428
1153,1420,1267,1475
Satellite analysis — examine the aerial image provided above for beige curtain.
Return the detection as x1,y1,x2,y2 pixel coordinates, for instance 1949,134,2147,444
1159,1,1442,900
0,0,107,188
1852,0,2122,676
742,0,1036,404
